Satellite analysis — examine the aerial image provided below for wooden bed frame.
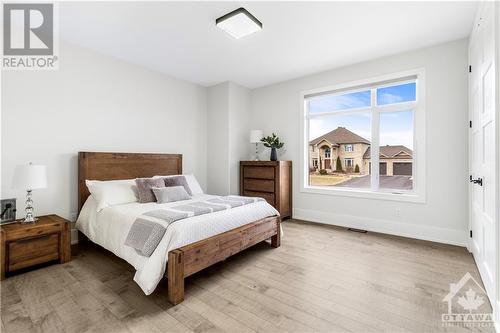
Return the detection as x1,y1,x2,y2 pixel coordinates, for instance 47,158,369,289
78,152,280,305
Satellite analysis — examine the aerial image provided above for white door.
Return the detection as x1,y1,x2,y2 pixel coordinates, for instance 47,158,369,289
469,3,496,303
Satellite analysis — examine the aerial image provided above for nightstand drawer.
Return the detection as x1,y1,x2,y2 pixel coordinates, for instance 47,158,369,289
243,166,275,180
8,233,60,271
243,190,275,206
243,178,275,193
5,222,61,241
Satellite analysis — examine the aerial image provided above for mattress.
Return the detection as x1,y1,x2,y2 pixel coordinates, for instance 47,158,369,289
76,194,279,295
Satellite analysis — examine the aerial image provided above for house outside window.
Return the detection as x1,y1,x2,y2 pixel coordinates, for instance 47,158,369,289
345,158,354,168
302,69,426,203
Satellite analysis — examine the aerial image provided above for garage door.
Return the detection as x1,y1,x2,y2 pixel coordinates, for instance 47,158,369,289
379,163,387,175
369,162,387,175
393,162,412,175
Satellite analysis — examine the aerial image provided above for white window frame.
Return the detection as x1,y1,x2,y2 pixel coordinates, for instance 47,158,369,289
300,68,426,203
344,158,354,168
345,144,354,152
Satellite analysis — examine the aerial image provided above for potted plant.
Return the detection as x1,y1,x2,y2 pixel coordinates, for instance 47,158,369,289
260,133,285,161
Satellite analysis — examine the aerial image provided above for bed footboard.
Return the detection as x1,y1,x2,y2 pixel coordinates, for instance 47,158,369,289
167,215,280,305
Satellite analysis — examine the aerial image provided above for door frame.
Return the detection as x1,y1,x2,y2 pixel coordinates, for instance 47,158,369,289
495,1,500,328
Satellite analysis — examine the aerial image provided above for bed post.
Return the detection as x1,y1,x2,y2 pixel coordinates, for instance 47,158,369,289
167,249,185,305
271,218,281,248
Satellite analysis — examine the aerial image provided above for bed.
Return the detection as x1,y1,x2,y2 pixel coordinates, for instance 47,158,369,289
76,152,281,305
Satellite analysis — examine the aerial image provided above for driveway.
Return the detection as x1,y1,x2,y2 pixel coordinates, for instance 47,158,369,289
336,175,413,190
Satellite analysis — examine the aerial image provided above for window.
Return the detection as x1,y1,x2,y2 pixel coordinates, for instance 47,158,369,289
302,70,424,202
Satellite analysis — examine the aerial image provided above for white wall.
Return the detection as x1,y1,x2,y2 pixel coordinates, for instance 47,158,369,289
1,41,207,221
206,82,230,195
206,81,251,195
249,39,469,245
228,82,251,195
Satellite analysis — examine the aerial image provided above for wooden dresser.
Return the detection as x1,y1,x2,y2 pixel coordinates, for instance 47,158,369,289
0,215,71,280
240,161,292,219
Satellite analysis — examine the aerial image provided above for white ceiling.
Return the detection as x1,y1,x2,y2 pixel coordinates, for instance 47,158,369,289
60,1,478,89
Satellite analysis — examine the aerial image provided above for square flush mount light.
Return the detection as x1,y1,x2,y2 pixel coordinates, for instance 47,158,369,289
216,8,262,39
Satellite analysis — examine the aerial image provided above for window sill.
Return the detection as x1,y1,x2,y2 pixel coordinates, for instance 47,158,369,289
301,185,425,203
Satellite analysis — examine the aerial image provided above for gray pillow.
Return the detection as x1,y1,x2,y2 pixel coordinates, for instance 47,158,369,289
152,186,191,203
163,175,192,195
135,178,165,203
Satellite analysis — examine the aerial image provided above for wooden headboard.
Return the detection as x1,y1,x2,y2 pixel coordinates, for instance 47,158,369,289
78,152,182,212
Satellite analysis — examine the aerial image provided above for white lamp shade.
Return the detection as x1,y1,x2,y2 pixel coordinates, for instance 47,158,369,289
250,130,263,143
13,164,47,190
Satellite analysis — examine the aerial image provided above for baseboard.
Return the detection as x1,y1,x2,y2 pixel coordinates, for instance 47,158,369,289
293,208,467,247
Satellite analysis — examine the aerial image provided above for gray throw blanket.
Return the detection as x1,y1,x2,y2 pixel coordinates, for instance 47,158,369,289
124,195,264,256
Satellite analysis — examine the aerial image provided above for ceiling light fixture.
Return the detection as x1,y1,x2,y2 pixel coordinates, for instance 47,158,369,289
216,7,262,39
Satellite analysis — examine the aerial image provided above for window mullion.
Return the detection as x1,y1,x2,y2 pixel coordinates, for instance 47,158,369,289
370,88,379,191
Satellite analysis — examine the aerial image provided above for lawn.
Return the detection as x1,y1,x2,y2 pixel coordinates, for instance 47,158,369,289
309,173,351,186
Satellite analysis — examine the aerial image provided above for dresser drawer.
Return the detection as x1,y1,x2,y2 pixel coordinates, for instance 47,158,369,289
8,233,60,271
243,191,275,206
243,178,275,193
243,166,275,180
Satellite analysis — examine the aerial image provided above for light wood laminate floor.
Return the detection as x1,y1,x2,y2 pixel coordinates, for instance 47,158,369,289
0,220,494,333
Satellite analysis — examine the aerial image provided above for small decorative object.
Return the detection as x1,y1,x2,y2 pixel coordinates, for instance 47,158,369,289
260,133,285,161
249,130,263,161
13,163,47,224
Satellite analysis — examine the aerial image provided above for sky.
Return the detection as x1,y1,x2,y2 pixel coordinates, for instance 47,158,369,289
308,82,415,149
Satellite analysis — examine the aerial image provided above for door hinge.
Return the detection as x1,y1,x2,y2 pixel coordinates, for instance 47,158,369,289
469,120,472,128
469,65,472,73
470,230,473,238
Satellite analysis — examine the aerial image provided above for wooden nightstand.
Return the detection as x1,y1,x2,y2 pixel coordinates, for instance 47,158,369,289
0,215,71,280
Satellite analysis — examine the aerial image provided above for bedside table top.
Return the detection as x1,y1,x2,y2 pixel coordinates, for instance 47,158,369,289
0,215,70,239
240,160,292,166
0,214,71,279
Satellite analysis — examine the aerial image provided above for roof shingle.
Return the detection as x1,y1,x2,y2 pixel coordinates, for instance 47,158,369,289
310,127,370,146
363,145,413,159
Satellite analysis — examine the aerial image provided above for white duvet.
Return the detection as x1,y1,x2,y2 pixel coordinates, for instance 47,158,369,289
76,194,279,295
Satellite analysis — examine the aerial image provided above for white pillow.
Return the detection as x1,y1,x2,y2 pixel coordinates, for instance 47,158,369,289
153,174,204,195
85,179,138,212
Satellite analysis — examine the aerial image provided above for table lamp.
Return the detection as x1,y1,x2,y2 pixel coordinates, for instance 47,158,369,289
13,163,47,224
250,130,263,161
